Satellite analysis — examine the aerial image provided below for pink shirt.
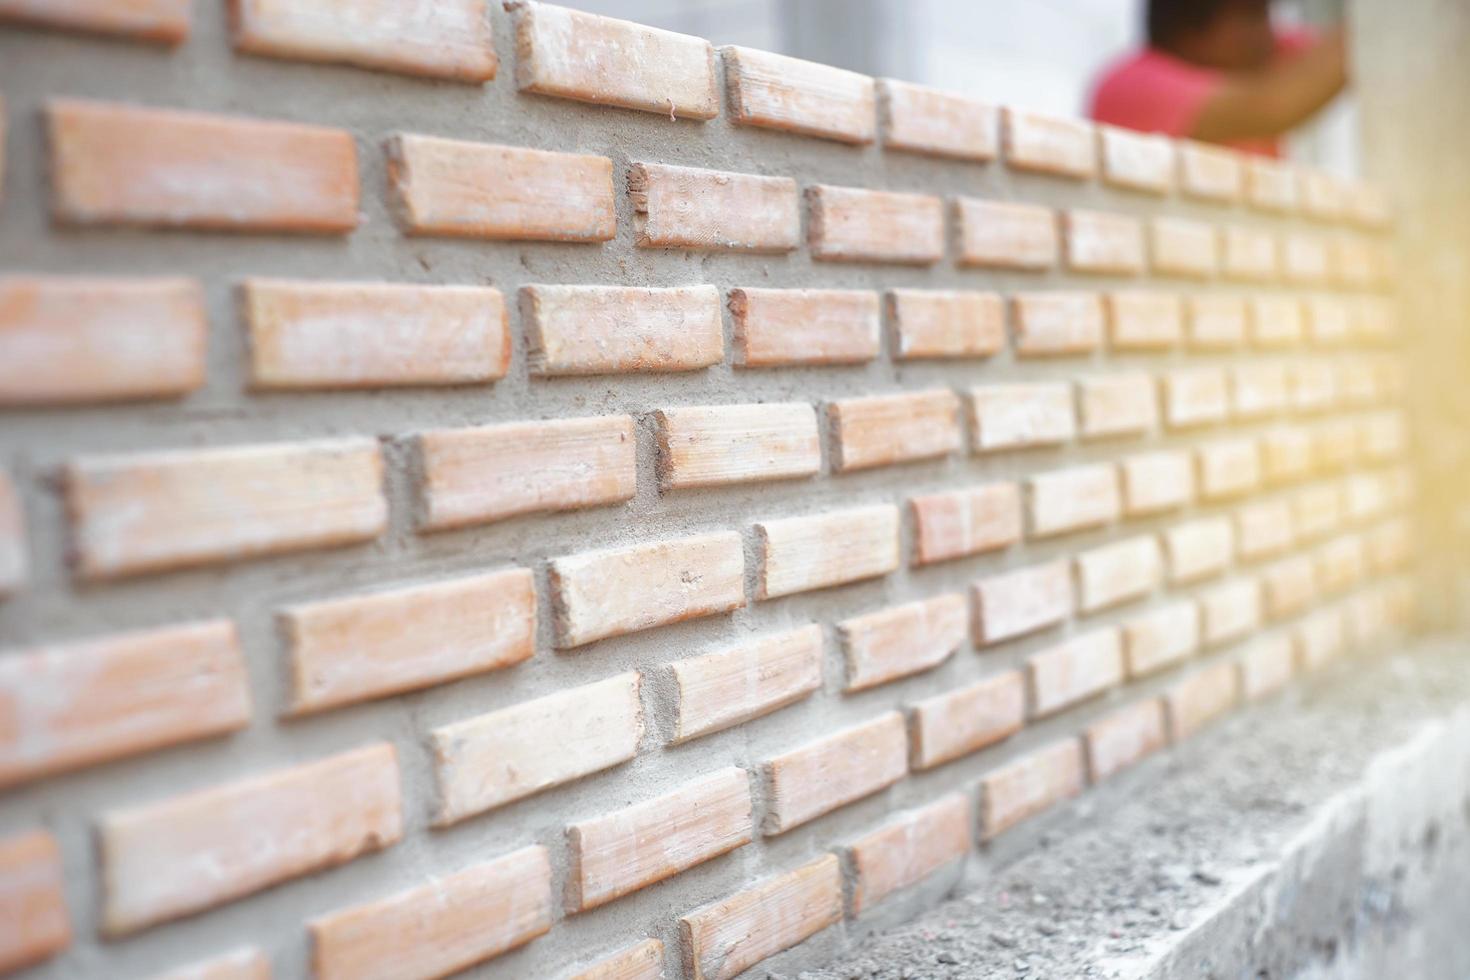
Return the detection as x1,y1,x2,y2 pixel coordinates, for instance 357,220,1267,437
1089,33,1312,158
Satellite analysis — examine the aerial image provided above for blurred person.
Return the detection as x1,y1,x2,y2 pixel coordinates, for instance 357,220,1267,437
1090,0,1347,157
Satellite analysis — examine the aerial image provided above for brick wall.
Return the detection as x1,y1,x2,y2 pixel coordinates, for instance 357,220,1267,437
0,3,1414,979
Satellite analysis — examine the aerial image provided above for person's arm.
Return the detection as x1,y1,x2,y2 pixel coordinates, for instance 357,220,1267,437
1190,28,1347,142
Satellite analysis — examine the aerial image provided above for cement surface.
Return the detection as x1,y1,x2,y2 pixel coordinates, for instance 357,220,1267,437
789,637,1470,980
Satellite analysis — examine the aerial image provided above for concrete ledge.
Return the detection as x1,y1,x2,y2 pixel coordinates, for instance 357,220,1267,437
1115,706,1470,980
793,639,1470,980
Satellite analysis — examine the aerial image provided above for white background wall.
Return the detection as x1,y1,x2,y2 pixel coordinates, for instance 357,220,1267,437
561,0,1358,173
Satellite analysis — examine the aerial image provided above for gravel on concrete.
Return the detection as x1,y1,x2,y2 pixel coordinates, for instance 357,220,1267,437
786,639,1470,980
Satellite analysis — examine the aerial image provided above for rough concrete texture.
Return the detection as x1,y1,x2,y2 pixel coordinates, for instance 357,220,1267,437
793,638,1470,980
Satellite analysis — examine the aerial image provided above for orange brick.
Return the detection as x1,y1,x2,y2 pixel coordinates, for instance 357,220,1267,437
1027,463,1120,538
1294,483,1343,541
280,569,534,715
1248,297,1302,348
1262,555,1317,619
150,947,270,980
525,284,721,376
1076,536,1161,613
680,855,841,980
972,560,1072,645
807,184,944,265
1332,235,1377,288
879,79,996,160
840,594,968,692
1262,426,1313,483
1200,579,1261,646
1122,601,1200,677
0,831,69,973
1300,168,1347,220
386,133,613,241
1063,209,1145,275
980,739,1085,839
1305,296,1351,346
629,162,796,251
0,0,187,42
1314,418,1360,472
65,439,385,581
1164,516,1235,583
1079,373,1158,440
430,673,641,825
1002,107,1095,178
1239,635,1295,699
1283,233,1330,284
1105,291,1182,350
669,627,822,744
1163,368,1229,428
1232,363,1289,418
655,402,818,491
1177,140,1242,201
0,276,205,405
49,99,356,233
1012,292,1105,356
0,620,249,790
827,389,962,471
755,505,900,599
1316,534,1366,594
729,287,880,367
510,1,715,117
549,533,744,648
1166,660,1238,740
0,470,24,595
1245,156,1298,212
888,289,1005,359
848,795,971,914
231,0,495,81
100,743,401,936
1030,628,1124,717
1149,217,1218,278
954,199,1058,270
1221,225,1278,281
1236,500,1295,559
1085,699,1167,782
1097,124,1173,193
1197,438,1261,501
414,415,634,530
310,846,550,980
1187,294,1247,349
566,939,664,980
1338,361,1379,407
570,768,752,911
763,712,907,834
909,483,1021,565
909,672,1024,770
970,383,1075,451
1291,362,1338,414
1121,451,1194,516
723,45,875,143
242,279,508,390
1343,472,1390,524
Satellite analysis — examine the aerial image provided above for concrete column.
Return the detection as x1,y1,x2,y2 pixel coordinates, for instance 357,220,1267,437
1350,0,1470,624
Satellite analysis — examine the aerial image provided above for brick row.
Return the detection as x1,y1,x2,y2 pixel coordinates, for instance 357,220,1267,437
1,277,1404,408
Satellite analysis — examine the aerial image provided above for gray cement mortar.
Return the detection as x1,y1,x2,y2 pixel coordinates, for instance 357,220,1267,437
790,637,1470,980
